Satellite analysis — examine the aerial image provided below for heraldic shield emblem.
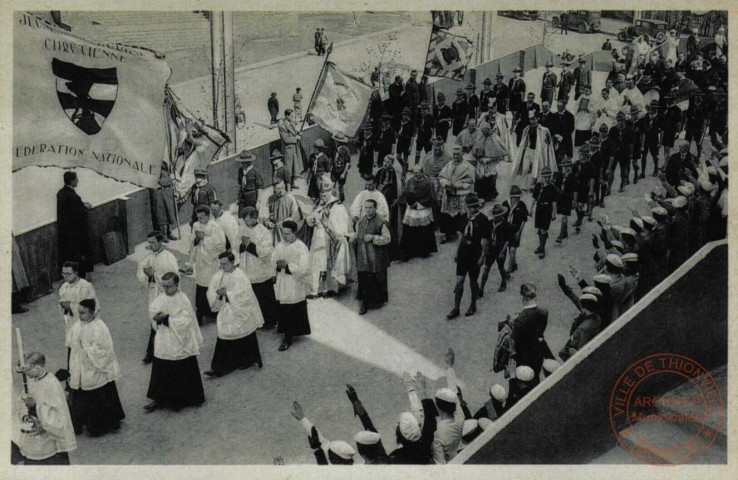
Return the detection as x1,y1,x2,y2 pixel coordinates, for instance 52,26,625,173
52,58,118,135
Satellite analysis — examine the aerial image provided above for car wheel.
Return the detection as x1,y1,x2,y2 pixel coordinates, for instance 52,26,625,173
618,31,627,42
656,32,666,43
552,18,560,28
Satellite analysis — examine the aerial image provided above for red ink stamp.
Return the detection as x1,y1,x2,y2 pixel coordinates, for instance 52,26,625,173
609,353,724,465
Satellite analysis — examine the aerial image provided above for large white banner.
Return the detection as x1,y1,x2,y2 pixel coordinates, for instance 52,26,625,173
13,13,171,188
309,62,371,137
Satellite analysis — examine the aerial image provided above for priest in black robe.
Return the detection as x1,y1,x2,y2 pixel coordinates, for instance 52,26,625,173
56,171,92,277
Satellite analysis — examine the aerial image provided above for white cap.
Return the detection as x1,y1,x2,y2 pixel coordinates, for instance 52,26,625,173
642,216,657,227
593,273,612,285
328,440,356,460
673,196,688,208
398,412,421,442
610,240,625,252
478,417,495,430
462,419,479,437
516,365,535,382
701,180,714,192
582,286,602,297
605,254,624,269
677,185,691,196
719,156,728,168
620,227,637,238
354,430,381,446
543,358,561,373
435,387,458,404
489,383,507,401
622,253,639,263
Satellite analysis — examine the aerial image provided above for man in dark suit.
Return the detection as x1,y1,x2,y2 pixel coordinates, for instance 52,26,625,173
57,171,92,277
510,283,549,385
551,99,575,164
664,139,698,188
513,92,541,146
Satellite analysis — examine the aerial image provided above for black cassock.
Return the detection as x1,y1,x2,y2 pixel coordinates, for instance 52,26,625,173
56,185,92,275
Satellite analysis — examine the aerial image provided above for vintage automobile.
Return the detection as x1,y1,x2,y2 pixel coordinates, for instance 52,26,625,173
617,19,669,43
497,11,539,21
551,11,602,33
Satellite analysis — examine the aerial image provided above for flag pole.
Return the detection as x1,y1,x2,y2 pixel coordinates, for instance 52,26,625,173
164,88,183,240
299,42,334,134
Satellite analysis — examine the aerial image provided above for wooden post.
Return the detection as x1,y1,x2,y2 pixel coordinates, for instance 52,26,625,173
223,12,236,155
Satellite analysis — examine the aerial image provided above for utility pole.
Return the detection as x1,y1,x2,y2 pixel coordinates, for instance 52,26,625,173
210,11,237,155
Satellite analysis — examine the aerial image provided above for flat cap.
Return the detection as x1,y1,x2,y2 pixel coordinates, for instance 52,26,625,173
630,217,644,232
642,216,657,228
620,227,637,239
593,273,612,285
610,240,625,252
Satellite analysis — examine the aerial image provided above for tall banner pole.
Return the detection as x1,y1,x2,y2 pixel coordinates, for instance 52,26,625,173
299,42,334,134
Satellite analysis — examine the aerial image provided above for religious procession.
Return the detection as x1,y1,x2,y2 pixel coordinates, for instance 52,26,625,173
10,9,729,468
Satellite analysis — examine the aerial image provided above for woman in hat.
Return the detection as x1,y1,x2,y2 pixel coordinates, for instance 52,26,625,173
434,93,453,141
478,203,512,295
501,185,529,273
531,166,557,259
447,193,488,319
330,131,351,202
451,88,469,137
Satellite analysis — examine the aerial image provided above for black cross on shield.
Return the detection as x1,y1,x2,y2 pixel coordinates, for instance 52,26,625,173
52,58,118,135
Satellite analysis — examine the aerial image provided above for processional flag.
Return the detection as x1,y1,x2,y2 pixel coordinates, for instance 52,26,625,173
423,26,474,81
307,61,372,137
13,12,172,188
163,88,230,206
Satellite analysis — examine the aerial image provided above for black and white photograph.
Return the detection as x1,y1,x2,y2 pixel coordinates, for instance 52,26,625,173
5,4,733,475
